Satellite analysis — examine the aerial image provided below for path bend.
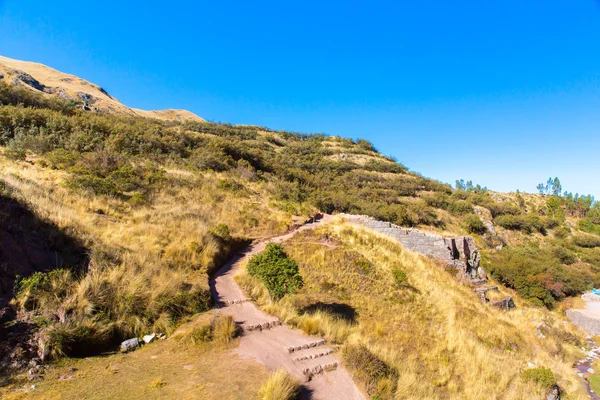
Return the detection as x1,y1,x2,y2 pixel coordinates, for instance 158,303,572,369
210,215,365,400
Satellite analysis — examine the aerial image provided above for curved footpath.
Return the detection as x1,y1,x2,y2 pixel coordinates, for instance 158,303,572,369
210,215,365,400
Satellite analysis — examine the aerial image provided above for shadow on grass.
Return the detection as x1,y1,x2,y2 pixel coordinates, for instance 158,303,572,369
0,188,90,373
301,302,358,324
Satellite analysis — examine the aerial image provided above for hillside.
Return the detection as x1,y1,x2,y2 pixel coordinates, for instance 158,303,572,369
0,55,203,122
0,60,599,399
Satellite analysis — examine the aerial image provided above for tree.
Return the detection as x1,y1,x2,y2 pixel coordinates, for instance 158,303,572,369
536,183,545,195
552,177,562,196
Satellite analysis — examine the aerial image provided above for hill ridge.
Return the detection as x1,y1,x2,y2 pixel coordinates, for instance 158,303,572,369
0,55,203,122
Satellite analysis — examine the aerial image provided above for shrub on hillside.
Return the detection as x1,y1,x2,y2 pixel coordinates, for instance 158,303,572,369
15,270,72,311
247,243,303,299
554,226,571,239
494,214,545,234
521,367,556,389
573,235,600,248
485,246,593,307
465,215,486,235
486,202,521,218
391,267,408,288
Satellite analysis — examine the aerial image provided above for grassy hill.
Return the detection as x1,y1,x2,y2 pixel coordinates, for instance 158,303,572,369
0,55,203,122
0,65,599,398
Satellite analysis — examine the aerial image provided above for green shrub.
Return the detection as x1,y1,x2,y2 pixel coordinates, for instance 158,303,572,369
521,367,556,389
209,224,232,242
551,246,576,265
15,270,72,311
448,200,473,216
485,246,591,307
247,243,303,299
217,179,244,192
128,192,147,206
494,214,545,234
190,325,213,344
391,267,408,287
573,235,600,248
554,226,571,239
45,148,79,169
154,288,212,320
356,138,375,151
465,215,486,234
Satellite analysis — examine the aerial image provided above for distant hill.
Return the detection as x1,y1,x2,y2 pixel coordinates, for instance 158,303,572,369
0,55,203,122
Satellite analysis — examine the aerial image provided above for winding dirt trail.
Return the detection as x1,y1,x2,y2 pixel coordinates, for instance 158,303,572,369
210,215,365,400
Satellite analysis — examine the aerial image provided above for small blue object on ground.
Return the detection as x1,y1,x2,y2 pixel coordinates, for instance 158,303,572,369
592,289,600,295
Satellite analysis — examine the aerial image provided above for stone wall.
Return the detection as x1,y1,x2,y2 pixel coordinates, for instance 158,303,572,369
340,214,487,282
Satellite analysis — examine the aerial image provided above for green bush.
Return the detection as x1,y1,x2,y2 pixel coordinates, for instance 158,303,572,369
391,267,408,287
154,288,212,320
15,270,72,311
494,214,545,234
448,200,473,216
573,235,600,248
485,245,592,307
465,215,486,234
521,367,556,389
191,325,213,344
247,243,303,299
554,226,571,239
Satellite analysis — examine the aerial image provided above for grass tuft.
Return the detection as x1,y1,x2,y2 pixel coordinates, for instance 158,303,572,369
258,370,299,400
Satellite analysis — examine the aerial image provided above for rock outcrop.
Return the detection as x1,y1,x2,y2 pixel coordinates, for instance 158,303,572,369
341,214,516,309
341,214,486,282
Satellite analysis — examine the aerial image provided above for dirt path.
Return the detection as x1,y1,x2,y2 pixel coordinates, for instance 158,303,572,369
210,215,365,400
567,301,600,399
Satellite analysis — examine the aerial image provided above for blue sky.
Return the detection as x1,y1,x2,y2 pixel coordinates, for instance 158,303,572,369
1,0,599,197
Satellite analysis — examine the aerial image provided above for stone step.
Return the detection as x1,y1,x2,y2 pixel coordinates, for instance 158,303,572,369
470,279,488,287
286,338,326,354
292,347,334,362
241,320,282,332
219,298,250,306
298,355,339,381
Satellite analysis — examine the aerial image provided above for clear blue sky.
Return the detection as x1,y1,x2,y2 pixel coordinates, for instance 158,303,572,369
1,0,599,197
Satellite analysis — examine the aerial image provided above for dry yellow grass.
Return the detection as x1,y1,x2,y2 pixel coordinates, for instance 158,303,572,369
238,218,589,399
258,370,299,400
0,156,292,349
0,312,269,400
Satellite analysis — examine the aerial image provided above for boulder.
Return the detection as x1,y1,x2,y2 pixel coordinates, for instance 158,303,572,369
490,297,516,310
546,384,560,400
120,338,139,353
143,333,156,344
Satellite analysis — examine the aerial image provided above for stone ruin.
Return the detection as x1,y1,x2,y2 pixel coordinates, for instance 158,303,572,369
341,214,486,282
340,214,515,309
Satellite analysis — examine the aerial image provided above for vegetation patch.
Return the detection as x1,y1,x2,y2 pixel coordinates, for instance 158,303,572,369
258,369,299,400
521,367,556,389
247,243,304,299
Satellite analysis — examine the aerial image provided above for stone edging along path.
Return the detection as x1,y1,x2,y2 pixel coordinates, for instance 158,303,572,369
209,214,366,400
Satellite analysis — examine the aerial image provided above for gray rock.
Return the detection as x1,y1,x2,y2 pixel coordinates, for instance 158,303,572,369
120,338,139,353
143,333,156,344
491,297,516,310
546,384,560,400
